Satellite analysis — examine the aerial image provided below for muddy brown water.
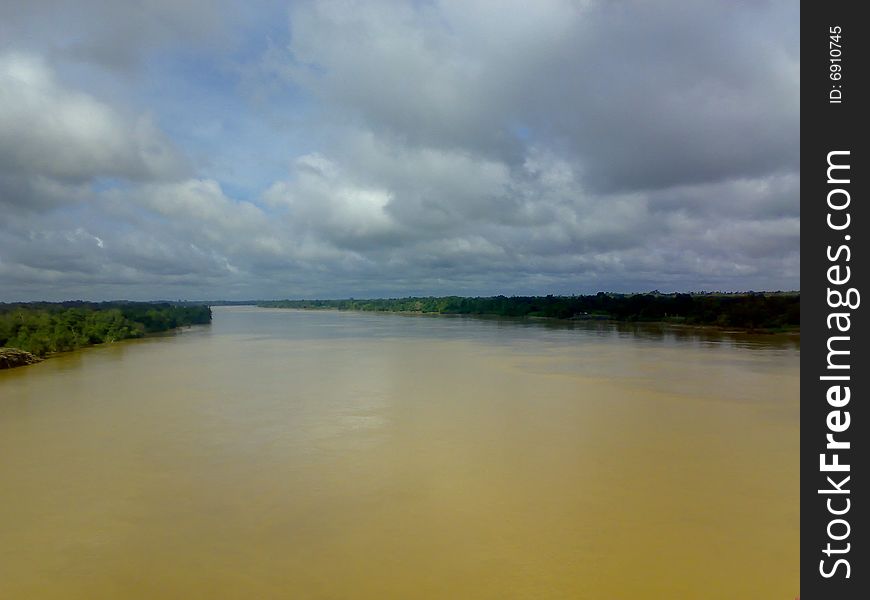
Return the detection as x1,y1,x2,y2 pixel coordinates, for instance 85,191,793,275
0,306,799,599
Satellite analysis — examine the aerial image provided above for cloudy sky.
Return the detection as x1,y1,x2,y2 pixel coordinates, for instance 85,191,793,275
1,0,799,301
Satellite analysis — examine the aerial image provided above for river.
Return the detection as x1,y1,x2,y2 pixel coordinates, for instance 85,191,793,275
0,306,800,599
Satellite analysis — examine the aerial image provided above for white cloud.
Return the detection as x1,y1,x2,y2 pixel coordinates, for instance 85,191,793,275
0,53,185,187
264,153,400,248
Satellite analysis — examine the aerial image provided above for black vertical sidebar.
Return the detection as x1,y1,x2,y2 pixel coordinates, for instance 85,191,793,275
802,2,868,599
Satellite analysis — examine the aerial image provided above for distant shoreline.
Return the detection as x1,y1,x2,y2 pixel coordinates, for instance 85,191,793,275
256,292,800,334
256,305,800,336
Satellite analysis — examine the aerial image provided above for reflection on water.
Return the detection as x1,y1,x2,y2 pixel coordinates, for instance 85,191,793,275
0,306,799,599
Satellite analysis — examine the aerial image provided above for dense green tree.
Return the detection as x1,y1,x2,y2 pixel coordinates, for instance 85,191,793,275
258,292,799,332
0,302,211,357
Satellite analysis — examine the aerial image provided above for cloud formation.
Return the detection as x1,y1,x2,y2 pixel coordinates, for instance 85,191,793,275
0,53,185,212
0,1,799,301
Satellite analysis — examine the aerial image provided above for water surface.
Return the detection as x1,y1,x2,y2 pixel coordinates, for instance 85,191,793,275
0,306,800,599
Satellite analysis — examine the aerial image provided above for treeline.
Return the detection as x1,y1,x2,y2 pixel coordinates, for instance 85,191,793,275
259,292,799,331
0,302,212,357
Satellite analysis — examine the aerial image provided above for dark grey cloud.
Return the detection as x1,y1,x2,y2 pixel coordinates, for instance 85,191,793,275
0,0,238,71
282,0,799,192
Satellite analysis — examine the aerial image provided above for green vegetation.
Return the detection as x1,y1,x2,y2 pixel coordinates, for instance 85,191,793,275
260,292,799,332
0,302,212,358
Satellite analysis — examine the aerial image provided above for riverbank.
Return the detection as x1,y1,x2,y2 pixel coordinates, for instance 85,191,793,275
0,348,43,370
0,302,212,370
269,306,801,336
258,292,800,334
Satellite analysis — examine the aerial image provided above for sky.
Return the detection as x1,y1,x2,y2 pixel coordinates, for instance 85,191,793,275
0,0,799,301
